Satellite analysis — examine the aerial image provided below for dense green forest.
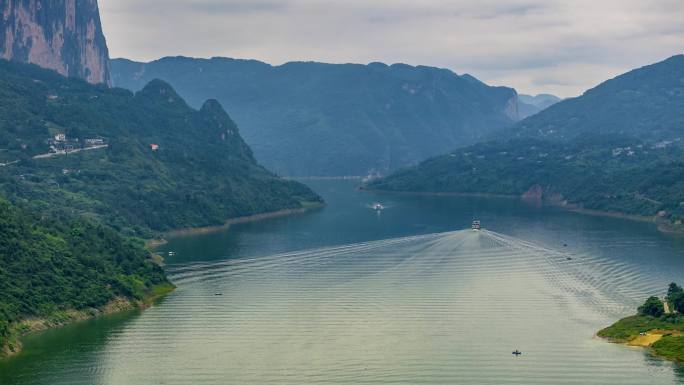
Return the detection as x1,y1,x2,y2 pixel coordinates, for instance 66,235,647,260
0,197,169,354
0,60,322,238
111,57,520,177
368,55,684,227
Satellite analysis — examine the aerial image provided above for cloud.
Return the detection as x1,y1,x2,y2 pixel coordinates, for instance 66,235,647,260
99,0,684,97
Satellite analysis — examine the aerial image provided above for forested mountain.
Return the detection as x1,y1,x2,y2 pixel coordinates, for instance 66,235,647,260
512,55,684,141
111,57,520,177
0,0,111,85
367,55,684,228
0,60,321,237
0,58,322,355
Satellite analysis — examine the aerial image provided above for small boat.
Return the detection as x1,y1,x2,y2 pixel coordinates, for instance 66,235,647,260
512,350,522,356
373,203,385,211
471,220,481,231
214,293,222,296
168,251,176,257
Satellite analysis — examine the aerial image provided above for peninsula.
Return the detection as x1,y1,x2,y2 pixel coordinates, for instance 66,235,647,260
598,283,684,362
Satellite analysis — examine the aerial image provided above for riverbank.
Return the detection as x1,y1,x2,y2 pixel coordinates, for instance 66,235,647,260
1,283,175,359
3,203,326,359
598,315,684,362
360,187,684,235
146,201,325,247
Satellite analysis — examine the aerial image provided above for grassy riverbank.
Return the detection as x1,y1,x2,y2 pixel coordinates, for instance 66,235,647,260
1,283,175,359
598,315,684,362
599,283,684,362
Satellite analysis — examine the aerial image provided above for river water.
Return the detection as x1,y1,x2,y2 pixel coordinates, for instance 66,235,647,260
2,180,684,384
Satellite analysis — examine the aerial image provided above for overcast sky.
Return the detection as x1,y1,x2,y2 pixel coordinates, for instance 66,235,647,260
99,0,684,97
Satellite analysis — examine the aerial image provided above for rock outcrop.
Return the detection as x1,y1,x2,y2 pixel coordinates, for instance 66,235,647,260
1,0,111,85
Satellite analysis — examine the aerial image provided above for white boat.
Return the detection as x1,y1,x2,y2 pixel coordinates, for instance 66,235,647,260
373,203,385,211
471,220,481,231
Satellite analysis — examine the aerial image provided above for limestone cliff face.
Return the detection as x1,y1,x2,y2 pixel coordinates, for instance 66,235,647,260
0,0,111,85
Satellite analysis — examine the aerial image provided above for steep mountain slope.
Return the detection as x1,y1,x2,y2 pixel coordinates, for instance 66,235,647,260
513,55,684,141
0,0,111,85
111,57,520,177
0,59,321,238
367,55,684,227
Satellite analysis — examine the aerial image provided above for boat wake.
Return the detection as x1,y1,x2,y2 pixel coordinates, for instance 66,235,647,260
115,229,674,384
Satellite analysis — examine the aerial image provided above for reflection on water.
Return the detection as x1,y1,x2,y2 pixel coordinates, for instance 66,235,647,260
2,180,684,384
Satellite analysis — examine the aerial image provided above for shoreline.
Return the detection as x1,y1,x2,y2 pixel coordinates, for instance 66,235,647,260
597,314,684,363
360,187,683,235
3,202,325,359
146,201,325,247
1,283,175,359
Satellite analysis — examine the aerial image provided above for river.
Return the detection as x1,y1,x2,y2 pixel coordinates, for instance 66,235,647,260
2,179,684,384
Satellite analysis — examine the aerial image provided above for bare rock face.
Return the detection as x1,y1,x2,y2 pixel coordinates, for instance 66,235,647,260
1,0,111,85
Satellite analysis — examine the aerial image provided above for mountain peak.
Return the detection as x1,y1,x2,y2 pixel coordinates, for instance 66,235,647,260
199,99,239,133
0,0,112,85
137,79,184,104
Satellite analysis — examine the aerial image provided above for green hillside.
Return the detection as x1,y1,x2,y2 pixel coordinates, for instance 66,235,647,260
0,59,322,238
512,55,684,141
0,59,322,356
0,197,170,356
367,55,684,227
111,57,519,177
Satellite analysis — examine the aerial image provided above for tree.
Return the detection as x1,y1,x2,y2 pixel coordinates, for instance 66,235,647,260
667,283,683,298
667,283,684,313
638,296,665,317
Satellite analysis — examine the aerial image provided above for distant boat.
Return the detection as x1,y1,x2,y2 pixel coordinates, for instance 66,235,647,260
168,251,176,256
214,293,222,296
373,203,385,211
472,220,481,231
512,350,522,356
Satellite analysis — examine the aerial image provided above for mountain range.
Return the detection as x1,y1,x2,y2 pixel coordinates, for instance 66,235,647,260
367,55,684,228
111,57,524,177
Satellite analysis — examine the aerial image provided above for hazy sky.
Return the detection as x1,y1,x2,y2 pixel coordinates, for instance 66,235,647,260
99,0,684,97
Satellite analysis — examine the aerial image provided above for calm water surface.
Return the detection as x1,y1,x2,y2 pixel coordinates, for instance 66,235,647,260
3,180,684,384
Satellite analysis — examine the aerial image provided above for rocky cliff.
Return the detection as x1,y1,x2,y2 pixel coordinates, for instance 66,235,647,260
1,0,111,85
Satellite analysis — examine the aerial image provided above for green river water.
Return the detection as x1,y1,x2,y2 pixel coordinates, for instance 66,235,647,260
2,179,684,384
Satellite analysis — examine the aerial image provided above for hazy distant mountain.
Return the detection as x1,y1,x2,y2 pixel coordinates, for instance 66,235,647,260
0,0,111,85
367,55,684,226
519,94,561,109
517,94,561,119
112,57,520,177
